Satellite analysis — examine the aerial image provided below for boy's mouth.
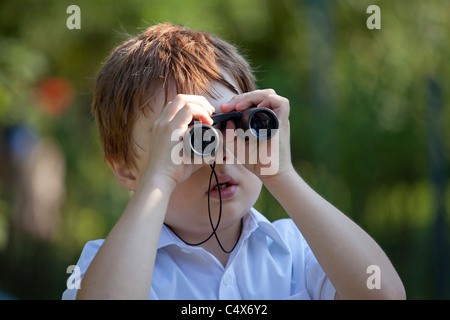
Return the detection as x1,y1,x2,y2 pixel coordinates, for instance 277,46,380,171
207,174,238,200
212,183,231,190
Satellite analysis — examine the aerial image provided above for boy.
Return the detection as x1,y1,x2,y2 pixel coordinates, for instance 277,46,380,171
63,23,405,299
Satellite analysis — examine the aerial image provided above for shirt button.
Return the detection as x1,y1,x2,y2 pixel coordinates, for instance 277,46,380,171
222,274,231,286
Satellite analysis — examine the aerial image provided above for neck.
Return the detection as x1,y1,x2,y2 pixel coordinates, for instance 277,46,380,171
200,218,243,267
167,217,243,267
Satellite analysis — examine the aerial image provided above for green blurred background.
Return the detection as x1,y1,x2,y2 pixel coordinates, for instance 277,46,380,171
0,0,449,299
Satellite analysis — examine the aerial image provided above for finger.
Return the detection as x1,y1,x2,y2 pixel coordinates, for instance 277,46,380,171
226,91,289,120
170,102,214,129
256,94,290,119
221,89,277,112
163,94,215,122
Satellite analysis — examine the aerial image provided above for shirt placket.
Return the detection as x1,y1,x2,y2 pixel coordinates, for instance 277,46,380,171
218,265,240,299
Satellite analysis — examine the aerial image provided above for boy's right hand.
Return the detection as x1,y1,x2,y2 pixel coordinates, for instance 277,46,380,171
139,94,215,189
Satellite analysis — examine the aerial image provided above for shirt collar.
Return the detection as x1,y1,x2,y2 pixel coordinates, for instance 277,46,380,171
158,224,185,249
246,207,290,252
158,207,289,252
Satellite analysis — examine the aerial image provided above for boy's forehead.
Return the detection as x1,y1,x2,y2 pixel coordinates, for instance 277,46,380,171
150,73,238,115
203,71,240,113
205,82,237,113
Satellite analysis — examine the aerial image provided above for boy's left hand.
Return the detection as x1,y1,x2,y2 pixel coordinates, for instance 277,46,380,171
220,89,294,180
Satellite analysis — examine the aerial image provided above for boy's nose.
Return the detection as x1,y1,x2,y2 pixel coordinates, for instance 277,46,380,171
221,120,237,161
221,145,231,163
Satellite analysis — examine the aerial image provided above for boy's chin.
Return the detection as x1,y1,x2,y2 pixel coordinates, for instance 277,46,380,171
205,200,252,221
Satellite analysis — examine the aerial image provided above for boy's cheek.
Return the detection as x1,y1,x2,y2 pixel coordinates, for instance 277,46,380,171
259,136,280,177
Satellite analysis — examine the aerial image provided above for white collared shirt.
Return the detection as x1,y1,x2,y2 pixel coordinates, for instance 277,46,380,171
62,207,335,300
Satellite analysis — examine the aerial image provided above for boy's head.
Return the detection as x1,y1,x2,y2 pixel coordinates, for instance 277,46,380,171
92,23,256,170
91,23,263,240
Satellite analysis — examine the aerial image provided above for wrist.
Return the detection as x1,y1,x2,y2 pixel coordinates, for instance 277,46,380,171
136,171,177,195
259,163,297,187
127,172,176,225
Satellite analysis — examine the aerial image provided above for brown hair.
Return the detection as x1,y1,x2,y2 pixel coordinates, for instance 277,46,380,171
92,23,256,169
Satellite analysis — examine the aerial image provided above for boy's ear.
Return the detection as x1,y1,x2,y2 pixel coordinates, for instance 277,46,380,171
107,158,137,191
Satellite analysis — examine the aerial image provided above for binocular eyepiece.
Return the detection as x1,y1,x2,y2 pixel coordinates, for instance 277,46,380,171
184,107,279,157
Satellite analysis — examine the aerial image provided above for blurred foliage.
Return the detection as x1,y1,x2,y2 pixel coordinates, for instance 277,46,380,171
0,0,449,299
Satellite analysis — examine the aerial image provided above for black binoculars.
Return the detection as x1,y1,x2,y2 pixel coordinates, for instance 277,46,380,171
184,107,279,157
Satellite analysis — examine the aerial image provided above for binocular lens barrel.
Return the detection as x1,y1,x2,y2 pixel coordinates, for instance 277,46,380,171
185,124,220,157
185,107,278,157
244,108,278,140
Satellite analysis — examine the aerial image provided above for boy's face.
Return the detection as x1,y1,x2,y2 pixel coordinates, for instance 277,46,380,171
130,76,262,240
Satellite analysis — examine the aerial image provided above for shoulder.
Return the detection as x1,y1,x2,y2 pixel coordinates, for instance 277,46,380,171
81,239,104,251
62,239,104,300
272,218,310,252
77,239,104,267
254,211,336,299
248,208,306,252
272,218,299,235
71,239,105,277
